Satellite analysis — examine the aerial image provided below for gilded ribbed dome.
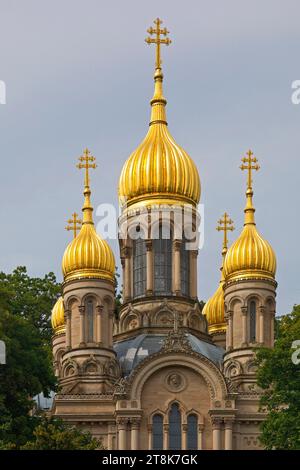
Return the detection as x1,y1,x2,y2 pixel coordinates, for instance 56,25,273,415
62,150,115,283
223,152,276,282
202,282,226,334
118,59,200,209
203,212,234,334
51,297,65,334
223,223,276,282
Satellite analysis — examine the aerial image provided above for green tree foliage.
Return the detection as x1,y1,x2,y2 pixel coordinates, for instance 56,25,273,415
0,267,59,447
256,304,300,449
0,266,61,341
21,417,103,450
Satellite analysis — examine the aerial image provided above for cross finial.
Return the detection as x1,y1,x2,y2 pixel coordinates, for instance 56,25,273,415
216,212,235,256
76,148,97,187
65,212,82,238
145,18,171,69
240,149,260,190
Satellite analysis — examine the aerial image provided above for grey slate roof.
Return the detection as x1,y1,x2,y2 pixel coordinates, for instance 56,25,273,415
114,333,225,377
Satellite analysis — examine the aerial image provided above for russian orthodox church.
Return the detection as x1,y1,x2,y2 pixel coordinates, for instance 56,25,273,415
50,19,277,450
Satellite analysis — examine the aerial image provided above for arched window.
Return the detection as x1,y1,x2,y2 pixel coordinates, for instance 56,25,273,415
152,414,163,450
180,238,190,297
249,300,256,342
169,403,182,450
85,297,94,342
187,414,198,449
133,237,146,298
153,224,172,295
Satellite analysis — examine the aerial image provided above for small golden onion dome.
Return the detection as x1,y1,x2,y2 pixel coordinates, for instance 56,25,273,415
62,150,115,283
223,153,276,282
203,212,235,334
51,297,65,334
118,65,200,210
202,282,226,334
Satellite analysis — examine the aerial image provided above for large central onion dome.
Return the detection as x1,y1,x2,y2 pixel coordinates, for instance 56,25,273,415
118,53,200,210
223,153,276,282
62,150,115,283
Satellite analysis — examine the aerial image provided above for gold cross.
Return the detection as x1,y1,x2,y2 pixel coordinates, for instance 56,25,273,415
145,18,171,69
76,148,97,187
65,212,82,238
240,149,260,190
216,212,235,254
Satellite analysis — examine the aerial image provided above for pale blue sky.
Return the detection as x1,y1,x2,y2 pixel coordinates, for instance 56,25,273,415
0,0,299,315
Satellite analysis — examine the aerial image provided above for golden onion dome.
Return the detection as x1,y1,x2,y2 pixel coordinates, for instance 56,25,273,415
203,213,234,334
203,282,226,334
62,149,115,283
118,22,200,210
223,151,276,282
51,296,65,334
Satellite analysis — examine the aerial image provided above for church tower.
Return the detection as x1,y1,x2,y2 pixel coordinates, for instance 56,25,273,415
223,150,277,392
55,148,119,395
116,19,207,340
203,213,234,348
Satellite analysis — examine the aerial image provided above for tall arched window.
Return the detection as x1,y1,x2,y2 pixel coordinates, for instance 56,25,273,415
152,414,163,449
169,403,182,450
249,300,256,342
180,238,190,297
133,237,146,298
153,224,172,295
187,414,198,449
85,297,94,342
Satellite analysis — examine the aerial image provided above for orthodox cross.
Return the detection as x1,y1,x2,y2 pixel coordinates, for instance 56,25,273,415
240,149,260,190
76,148,97,187
216,212,234,255
145,18,171,69
65,212,82,238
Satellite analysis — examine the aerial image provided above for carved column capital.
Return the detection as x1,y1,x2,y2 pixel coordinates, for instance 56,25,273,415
173,239,182,251
117,418,128,429
145,239,153,251
211,417,223,429
241,306,248,315
65,309,71,319
96,304,104,314
130,418,141,429
259,305,266,314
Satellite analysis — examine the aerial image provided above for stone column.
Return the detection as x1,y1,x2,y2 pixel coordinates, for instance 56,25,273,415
124,247,132,301
182,424,187,450
108,310,114,349
163,424,169,450
226,311,233,351
65,310,71,349
117,419,127,450
173,240,181,296
259,306,265,344
198,424,204,450
96,304,103,344
270,310,275,347
78,306,85,346
212,419,222,450
190,250,198,299
146,240,153,296
147,424,153,450
130,419,140,450
224,419,233,450
107,423,116,450
241,306,248,347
